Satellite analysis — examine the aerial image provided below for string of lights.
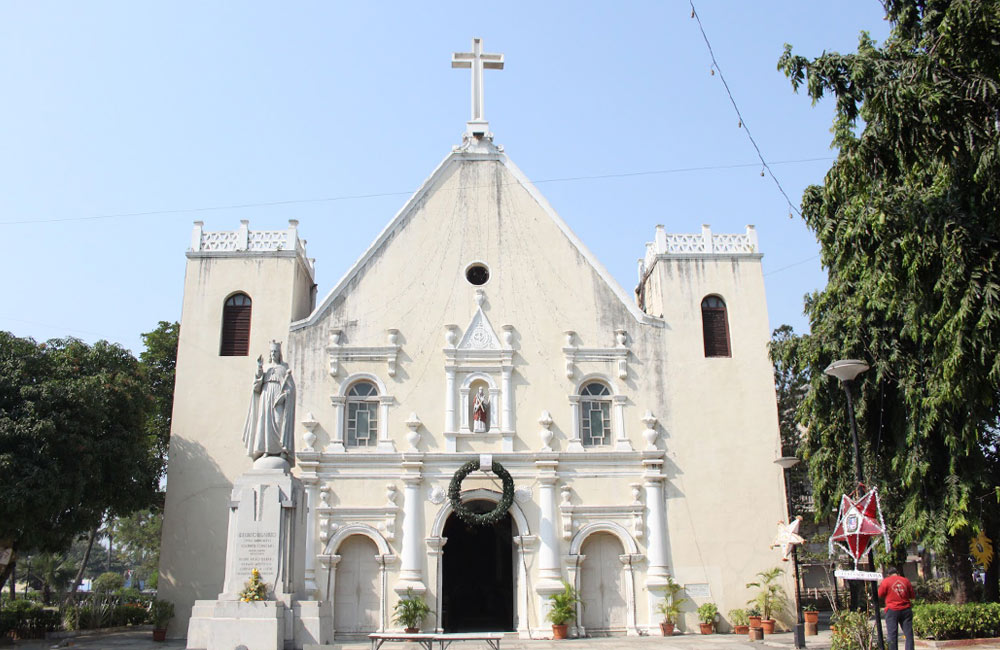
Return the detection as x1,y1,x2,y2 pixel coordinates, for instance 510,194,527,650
689,1,803,219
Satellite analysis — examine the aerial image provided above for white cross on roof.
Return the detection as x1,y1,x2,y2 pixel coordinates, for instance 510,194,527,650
452,38,504,137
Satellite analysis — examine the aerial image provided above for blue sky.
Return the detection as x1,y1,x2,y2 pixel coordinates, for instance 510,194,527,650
0,2,891,353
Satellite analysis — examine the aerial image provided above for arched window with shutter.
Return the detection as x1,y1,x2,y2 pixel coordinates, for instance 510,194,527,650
345,381,379,448
220,292,252,356
580,381,612,447
701,295,731,357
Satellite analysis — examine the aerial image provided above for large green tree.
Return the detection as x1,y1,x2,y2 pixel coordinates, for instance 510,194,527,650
776,0,1000,602
0,334,160,593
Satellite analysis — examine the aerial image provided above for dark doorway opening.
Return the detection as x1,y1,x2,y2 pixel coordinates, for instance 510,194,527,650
442,500,515,632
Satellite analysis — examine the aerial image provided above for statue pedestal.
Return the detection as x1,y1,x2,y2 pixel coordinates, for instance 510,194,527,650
187,461,331,650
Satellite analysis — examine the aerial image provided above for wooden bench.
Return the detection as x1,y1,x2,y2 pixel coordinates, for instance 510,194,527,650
369,631,504,650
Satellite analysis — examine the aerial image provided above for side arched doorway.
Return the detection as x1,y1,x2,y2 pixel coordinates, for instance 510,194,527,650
579,532,627,634
441,500,516,631
333,535,381,635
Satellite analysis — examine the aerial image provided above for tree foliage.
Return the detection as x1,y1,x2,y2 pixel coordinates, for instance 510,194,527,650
0,334,160,591
775,0,1000,600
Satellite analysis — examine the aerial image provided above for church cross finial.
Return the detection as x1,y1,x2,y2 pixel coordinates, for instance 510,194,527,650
452,38,504,138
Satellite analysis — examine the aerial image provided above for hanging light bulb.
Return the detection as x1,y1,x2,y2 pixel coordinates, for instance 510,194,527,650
738,119,742,128
760,168,765,177
710,67,715,76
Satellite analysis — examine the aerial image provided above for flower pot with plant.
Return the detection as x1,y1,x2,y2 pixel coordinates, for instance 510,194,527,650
746,567,787,634
654,576,688,636
747,604,762,629
729,608,750,635
148,599,174,642
545,582,580,640
393,588,432,633
803,606,818,624
697,602,718,634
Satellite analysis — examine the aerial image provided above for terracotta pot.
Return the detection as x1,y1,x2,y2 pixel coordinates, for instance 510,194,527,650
734,625,749,635
761,619,776,634
748,626,764,641
660,622,675,636
748,616,762,628
699,623,714,634
152,629,167,642
804,611,819,624
552,624,568,640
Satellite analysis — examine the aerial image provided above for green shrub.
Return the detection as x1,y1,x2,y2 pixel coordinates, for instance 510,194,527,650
831,608,877,650
912,603,1000,640
115,587,142,604
912,577,951,603
93,572,125,593
113,603,149,626
0,600,61,639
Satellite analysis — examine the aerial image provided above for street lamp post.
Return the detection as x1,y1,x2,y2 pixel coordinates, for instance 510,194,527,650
824,359,885,650
776,455,805,649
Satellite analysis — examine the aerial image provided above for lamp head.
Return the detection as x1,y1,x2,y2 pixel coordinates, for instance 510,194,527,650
823,359,869,382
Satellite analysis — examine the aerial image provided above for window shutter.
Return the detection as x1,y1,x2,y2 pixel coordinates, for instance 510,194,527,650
220,300,251,356
702,308,731,357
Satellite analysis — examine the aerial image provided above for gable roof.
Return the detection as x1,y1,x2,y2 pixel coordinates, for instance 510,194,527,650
290,147,662,331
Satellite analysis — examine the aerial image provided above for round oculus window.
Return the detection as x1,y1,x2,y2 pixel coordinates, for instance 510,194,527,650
465,263,489,286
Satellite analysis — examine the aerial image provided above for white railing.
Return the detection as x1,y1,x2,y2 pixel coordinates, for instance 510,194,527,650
189,219,314,274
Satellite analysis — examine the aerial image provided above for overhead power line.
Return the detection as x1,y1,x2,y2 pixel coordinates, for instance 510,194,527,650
0,156,830,226
689,1,804,219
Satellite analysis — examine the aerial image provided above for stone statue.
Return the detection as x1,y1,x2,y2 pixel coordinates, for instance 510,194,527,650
472,386,490,433
243,340,296,467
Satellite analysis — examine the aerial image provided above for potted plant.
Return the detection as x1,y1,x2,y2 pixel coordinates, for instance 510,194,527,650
545,581,580,640
654,576,688,636
746,567,787,634
803,605,819,624
697,602,718,634
729,608,750,635
747,604,762,629
392,588,432,633
148,599,174,642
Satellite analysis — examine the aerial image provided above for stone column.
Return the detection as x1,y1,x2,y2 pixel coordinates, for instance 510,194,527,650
394,460,426,595
643,454,669,628
535,457,563,624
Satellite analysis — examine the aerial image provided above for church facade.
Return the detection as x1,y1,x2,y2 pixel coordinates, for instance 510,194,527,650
159,41,791,643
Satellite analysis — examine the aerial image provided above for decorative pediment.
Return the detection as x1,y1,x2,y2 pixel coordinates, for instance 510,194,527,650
457,307,501,351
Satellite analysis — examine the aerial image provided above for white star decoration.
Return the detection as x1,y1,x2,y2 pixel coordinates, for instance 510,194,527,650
772,515,805,561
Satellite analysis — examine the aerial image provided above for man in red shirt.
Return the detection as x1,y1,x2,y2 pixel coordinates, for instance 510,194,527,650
878,567,915,650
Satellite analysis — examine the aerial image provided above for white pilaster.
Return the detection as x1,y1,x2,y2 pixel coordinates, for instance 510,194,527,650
445,366,457,432
377,396,396,452
535,458,563,623
327,396,346,452
394,461,426,594
567,396,584,452
426,537,447,633
643,454,670,626
613,394,632,451
303,478,319,597
501,366,513,431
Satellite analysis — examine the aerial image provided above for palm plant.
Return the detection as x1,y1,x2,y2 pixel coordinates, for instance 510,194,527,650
745,567,788,621
654,576,688,624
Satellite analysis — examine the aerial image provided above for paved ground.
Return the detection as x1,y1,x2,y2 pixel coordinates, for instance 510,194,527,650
9,629,837,650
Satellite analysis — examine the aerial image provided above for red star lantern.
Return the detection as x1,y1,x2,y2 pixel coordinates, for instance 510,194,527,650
829,487,890,568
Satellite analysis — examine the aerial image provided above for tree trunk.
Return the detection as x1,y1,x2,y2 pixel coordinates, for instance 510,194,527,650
65,526,98,605
947,534,974,604
0,554,14,597
985,517,1000,602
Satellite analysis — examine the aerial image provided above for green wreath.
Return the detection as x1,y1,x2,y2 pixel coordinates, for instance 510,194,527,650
447,459,515,527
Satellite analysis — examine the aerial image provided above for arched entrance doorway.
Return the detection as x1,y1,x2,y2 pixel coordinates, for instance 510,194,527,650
579,532,627,634
441,500,515,631
333,535,380,635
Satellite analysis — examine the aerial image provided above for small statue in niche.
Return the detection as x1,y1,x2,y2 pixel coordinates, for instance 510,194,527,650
472,386,490,433
242,340,296,467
